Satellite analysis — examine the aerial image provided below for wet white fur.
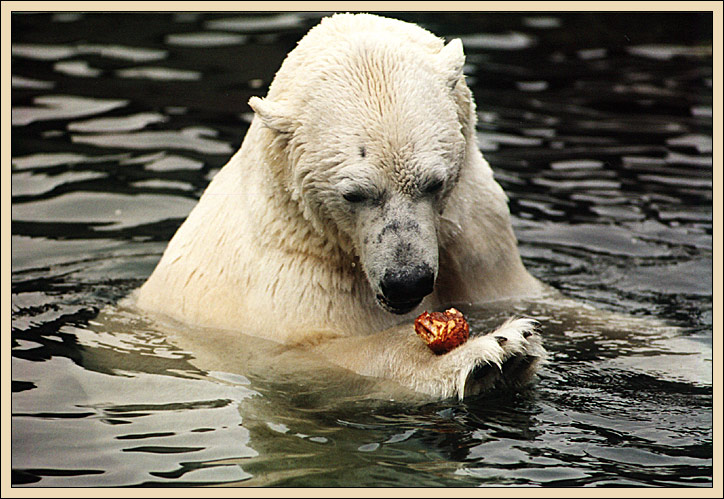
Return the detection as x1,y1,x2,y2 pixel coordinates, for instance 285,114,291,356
133,14,548,398
315,318,545,399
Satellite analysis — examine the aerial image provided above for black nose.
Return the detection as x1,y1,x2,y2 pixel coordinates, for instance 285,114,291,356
380,265,435,304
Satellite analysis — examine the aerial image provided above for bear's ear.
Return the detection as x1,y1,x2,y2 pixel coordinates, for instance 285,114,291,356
436,38,465,90
248,96,297,133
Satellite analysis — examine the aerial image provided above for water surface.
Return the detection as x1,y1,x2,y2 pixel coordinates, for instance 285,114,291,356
10,11,713,487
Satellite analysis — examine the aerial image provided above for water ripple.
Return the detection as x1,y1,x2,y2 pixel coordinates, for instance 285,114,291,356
71,127,233,154
12,43,167,62
116,67,201,81
12,95,128,127
204,13,306,32
68,112,167,133
166,32,249,47
458,32,535,51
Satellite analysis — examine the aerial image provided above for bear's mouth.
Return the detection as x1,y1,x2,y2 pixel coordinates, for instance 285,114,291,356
376,294,422,315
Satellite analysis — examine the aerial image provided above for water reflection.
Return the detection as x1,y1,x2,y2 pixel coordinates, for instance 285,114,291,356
54,60,102,78
166,32,249,47
458,31,535,50
122,152,204,171
68,112,168,133
204,13,307,32
12,95,128,126
12,43,167,62
71,127,233,154
116,66,201,81
11,75,55,89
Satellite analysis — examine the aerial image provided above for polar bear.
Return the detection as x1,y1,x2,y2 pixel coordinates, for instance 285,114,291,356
133,13,549,399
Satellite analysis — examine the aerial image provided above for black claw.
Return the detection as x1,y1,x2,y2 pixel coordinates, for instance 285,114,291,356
523,330,532,339
496,336,507,345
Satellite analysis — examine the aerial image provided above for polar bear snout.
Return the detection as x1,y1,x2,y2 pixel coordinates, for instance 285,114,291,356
356,195,440,315
378,264,435,314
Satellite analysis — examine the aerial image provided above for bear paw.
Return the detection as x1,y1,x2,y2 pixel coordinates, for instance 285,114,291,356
428,317,546,399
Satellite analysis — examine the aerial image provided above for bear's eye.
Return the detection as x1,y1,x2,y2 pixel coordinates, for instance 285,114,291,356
424,179,444,195
343,190,367,203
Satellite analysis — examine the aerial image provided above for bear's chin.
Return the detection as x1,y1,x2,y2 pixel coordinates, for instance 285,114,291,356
376,294,422,315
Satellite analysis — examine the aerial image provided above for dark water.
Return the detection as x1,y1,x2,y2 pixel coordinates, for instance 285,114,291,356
10,11,714,487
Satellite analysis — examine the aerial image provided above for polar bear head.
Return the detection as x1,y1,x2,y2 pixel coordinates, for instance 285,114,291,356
249,14,474,314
